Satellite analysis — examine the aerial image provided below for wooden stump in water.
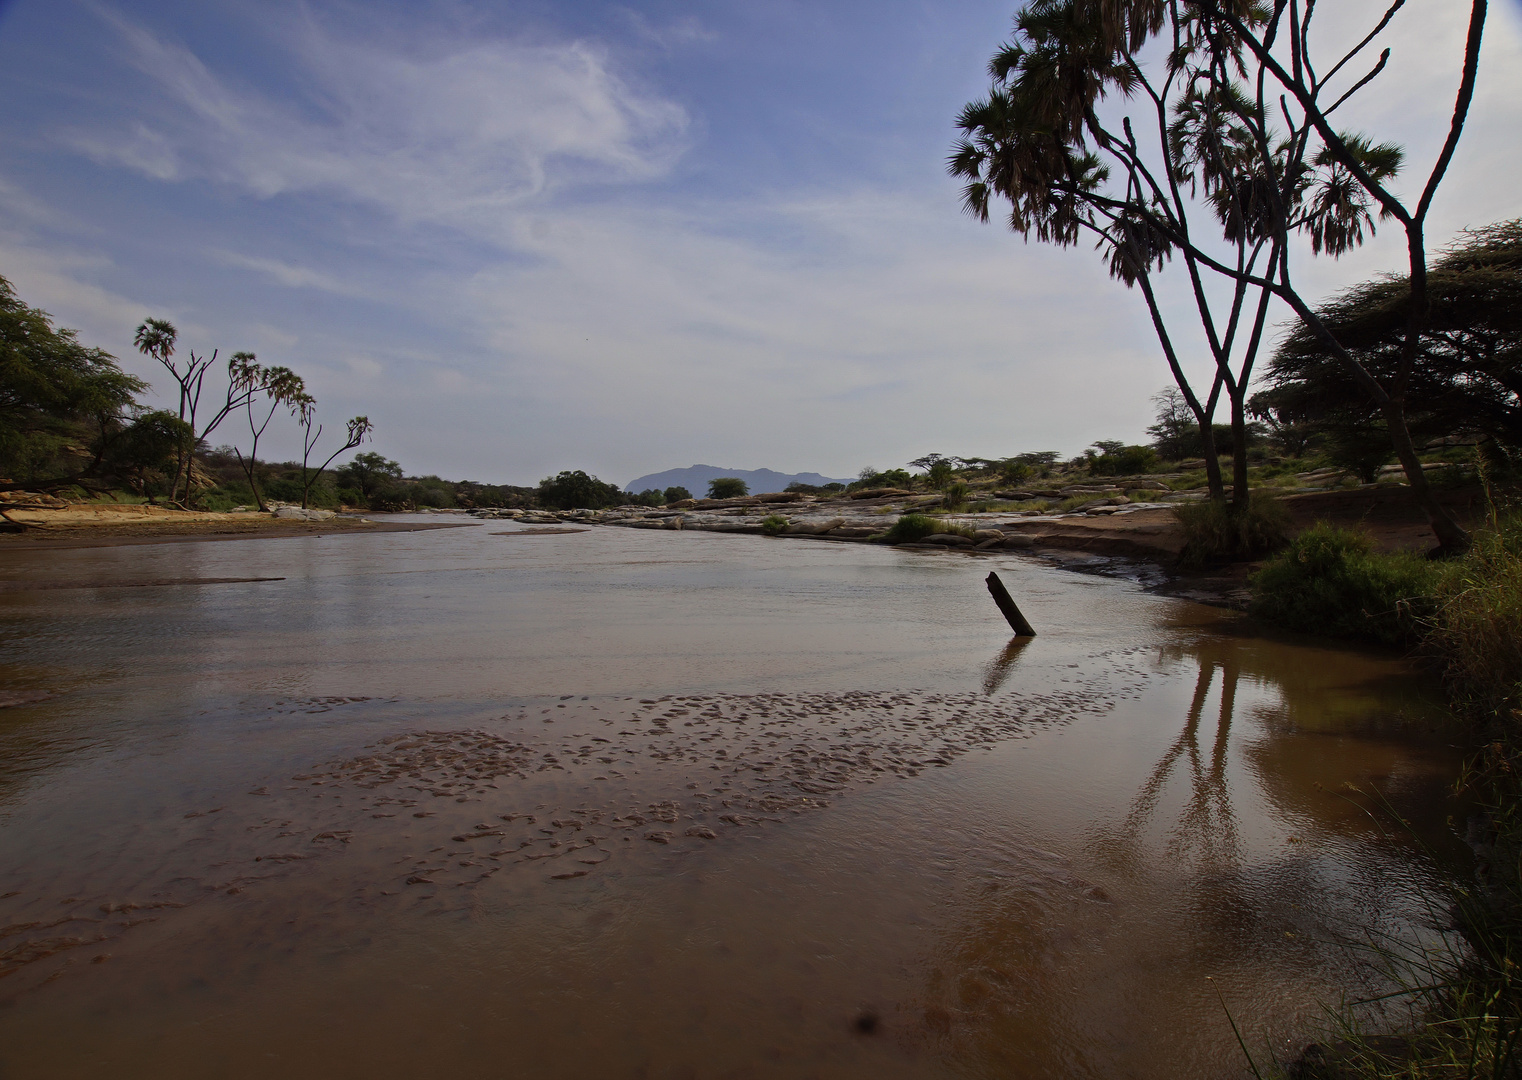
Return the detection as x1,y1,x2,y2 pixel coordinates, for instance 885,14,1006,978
985,572,1036,637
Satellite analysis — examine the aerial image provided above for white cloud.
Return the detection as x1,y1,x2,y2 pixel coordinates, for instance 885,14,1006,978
72,6,690,233
211,250,364,297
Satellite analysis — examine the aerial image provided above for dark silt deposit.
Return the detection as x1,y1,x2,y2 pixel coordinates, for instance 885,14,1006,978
0,516,1469,1078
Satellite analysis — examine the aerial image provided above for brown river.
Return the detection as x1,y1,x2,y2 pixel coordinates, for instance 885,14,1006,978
0,519,1468,1078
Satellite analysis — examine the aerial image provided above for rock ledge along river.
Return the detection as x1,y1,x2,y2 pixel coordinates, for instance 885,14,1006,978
0,516,1469,1079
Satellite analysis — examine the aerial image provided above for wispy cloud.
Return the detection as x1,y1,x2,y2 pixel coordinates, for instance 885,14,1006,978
210,250,365,297
68,5,690,233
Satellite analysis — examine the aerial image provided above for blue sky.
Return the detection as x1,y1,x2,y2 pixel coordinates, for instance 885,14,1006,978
1,1,1519,487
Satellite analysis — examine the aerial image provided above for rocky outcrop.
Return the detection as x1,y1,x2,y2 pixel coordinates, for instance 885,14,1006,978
273,507,336,522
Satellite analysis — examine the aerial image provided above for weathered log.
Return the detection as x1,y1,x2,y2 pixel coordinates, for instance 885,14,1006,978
985,571,1036,637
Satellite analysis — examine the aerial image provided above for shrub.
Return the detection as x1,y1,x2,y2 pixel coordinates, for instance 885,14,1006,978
707,477,748,499
1088,444,1159,476
663,486,691,503
882,513,974,544
848,469,912,492
1175,493,1289,566
1250,524,1443,646
943,481,970,509
760,514,789,536
538,470,623,510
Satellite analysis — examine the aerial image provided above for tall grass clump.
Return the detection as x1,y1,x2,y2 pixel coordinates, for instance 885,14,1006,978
1292,819,1522,1080
1429,512,1522,728
1250,525,1443,647
1175,492,1289,567
882,513,973,544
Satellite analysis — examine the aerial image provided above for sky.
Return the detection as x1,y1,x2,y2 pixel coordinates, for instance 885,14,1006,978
1,0,1519,488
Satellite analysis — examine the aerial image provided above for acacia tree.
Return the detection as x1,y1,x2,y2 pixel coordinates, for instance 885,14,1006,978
1254,219,1522,463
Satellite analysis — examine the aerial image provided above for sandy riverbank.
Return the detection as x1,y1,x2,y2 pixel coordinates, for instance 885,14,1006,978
0,502,476,551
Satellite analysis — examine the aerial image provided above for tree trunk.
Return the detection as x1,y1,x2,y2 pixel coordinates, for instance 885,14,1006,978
1380,397,1470,554
1229,389,1251,513
1198,420,1226,502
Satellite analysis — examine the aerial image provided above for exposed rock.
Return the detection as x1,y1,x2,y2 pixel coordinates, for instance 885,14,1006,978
273,507,337,522
973,529,1005,541
922,533,973,546
786,517,845,535
1001,534,1036,548
849,487,916,500
755,491,806,504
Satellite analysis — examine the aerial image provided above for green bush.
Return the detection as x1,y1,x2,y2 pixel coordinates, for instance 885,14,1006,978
1175,492,1289,566
1088,444,1159,476
1250,524,1444,646
943,481,970,510
538,470,623,510
663,486,691,503
848,469,912,492
760,514,789,536
882,513,974,544
707,477,748,499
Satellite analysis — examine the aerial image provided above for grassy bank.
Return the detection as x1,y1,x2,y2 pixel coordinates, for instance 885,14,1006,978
1250,510,1522,1077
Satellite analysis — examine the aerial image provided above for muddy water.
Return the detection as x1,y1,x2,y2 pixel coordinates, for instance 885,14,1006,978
0,520,1466,1078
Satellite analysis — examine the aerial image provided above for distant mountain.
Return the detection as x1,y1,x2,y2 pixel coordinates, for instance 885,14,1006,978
625,464,855,496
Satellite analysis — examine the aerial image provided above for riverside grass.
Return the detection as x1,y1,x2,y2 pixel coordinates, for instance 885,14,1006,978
1176,491,1290,567
1248,512,1522,1078
882,513,975,544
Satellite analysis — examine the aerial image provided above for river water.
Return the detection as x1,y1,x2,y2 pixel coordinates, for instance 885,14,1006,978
0,519,1467,1078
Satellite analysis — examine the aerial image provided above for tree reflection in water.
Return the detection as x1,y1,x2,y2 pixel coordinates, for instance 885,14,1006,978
1112,655,1243,868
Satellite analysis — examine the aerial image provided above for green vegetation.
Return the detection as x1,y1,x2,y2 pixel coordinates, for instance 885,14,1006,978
1247,510,1522,1076
848,467,912,493
1174,493,1289,568
0,274,175,497
1254,222,1522,488
626,489,667,507
538,470,624,510
707,477,748,499
664,486,691,503
1250,526,1441,647
760,514,789,536
882,513,974,544
1084,442,1158,476
1429,514,1522,725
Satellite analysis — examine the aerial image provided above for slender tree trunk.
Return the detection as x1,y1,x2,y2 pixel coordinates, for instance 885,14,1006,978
1229,389,1250,512
1380,397,1469,554
1198,421,1225,502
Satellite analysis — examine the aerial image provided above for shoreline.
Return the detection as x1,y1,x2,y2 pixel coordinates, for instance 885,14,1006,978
0,509,477,551
1,485,1479,610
